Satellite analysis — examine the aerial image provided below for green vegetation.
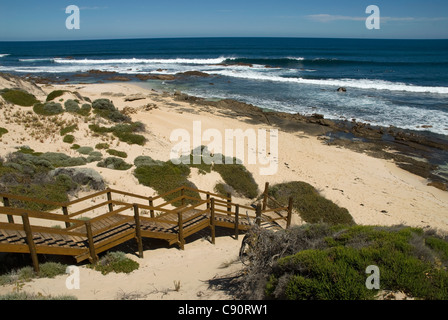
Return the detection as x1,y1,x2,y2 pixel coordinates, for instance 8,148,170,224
89,252,139,275
33,102,64,116
266,181,354,225
63,134,75,144
106,149,127,158
71,144,81,150
64,99,80,113
60,124,78,136
76,146,94,155
92,99,130,123
213,157,258,199
0,127,8,138
0,292,77,300
0,149,89,211
89,122,146,146
87,151,103,163
97,157,132,171
238,224,448,300
1,89,39,107
133,156,200,206
46,90,67,101
0,262,67,286
95,143,110,150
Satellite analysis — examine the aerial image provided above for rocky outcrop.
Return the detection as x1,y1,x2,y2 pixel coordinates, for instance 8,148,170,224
176,71,211,78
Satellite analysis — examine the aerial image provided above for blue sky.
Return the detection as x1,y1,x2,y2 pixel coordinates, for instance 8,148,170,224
0,0,447,41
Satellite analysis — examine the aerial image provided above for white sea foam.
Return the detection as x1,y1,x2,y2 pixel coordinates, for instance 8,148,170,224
19,58,54,62
53,57,230,65
0,54,10,58
211,69,448,94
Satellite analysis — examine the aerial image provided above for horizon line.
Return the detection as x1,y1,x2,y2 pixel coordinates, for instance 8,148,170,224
1,35,448,43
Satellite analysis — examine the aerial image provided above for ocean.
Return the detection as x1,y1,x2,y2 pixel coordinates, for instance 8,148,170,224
1,37,447,136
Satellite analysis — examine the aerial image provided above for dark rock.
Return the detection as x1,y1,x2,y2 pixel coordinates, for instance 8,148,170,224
176,71,211,78
337,87,347,92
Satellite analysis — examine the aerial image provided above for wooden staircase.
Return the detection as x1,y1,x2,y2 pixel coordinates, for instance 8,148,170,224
0,185,293,273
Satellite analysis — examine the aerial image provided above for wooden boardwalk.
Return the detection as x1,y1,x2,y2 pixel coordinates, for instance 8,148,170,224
0,184,292,273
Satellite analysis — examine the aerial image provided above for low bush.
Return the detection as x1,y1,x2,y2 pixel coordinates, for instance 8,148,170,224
106,149,127,158
237,224,448,300
134,157,199,206
89,122,146,146
60,124,78,136
76,146,94,155
78,103,92,116
63,135,75,144
46,90,67,101
33,102,64,116
89,251,139,275
0,127,8,138
97,157,132,171
95,143,110,150
1,89,39,106
212,156,258,199
64,99,80,113
265,181,354,225
92,99,130,123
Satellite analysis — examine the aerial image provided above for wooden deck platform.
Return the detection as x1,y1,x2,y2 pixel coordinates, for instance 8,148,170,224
0,184,293,272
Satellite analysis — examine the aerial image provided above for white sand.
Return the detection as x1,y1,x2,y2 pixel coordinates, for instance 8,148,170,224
1,81,447,300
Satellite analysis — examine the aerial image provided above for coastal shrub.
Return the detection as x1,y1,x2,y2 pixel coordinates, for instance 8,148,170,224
212,156,259,199
238,224,448,300
60,124,78,136
76,146,94,155
0,127,8,137
64,99,80,113
214,183,233,197
106,149,127,158
89,122,146,146
0,292,77,300
90,251,139,275
133,156,163,167
46,90,67,101
78,103,91,116
33,102,64,116
97,157,132,171
39,152,87,167
63,135,75,144
133,157,199,205
266,181,354,225
95,143,110,150
86,151,103,163
71,144,81,150
1,89,39,106
51,167,106,190
92,99,130,123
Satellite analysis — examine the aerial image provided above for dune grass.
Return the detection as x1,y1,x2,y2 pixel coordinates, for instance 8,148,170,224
0,127,8,138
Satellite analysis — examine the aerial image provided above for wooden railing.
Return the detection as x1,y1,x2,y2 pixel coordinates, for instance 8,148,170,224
0,184,293,273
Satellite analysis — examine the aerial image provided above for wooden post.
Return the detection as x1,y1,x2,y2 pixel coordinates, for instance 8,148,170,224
21,213,39,274
107,190,113,212
262,182,269,211
62,206,70,228
181,187,185,206
177,211,185,250
255,204,262,227
85,221,98,264
234,204,239,240
210,198,215,245
287,197,293,229
206,193,210,210
226,193,232,216
3,197,14,224
133,204,144,258
148,197,155,218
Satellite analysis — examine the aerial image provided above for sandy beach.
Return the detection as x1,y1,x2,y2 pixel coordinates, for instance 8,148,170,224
1,80,448,300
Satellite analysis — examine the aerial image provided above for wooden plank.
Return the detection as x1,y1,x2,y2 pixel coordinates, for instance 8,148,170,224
21,213,39,273
133,204,143,258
